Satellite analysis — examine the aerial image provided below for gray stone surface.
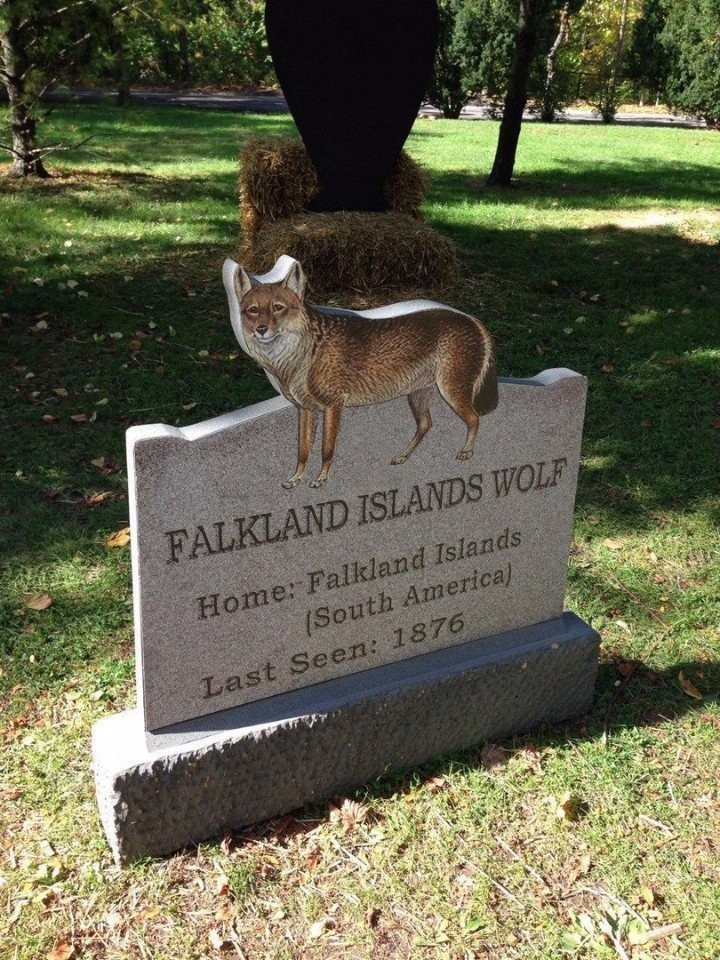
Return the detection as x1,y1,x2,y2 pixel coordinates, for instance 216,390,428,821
128,369,587,732
93,611,599,865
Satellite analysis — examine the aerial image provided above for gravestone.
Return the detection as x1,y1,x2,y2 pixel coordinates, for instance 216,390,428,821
92,262,599,864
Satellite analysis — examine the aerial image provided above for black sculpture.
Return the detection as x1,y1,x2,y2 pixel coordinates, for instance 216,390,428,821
265,0,439,213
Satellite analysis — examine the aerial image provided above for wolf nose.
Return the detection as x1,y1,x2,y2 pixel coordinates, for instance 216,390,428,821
257,325,268,336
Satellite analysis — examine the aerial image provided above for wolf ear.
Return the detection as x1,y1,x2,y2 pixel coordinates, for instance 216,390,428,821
233,266,254,300
282,260,306,301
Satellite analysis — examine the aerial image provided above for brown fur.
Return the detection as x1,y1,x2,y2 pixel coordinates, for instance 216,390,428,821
234,262,497,488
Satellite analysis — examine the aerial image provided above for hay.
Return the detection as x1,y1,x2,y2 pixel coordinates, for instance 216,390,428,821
239,137,427,252
244,211,457,296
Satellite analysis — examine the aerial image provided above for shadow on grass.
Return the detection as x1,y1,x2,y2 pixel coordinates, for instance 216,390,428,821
194,655,719,859
2,208,718,566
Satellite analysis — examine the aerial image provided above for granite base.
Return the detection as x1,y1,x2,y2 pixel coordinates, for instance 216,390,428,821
93,611,599,865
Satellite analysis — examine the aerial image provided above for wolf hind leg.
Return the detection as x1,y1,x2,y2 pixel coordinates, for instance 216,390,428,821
282,407,317,489
391,388,433,465
436,374,479,461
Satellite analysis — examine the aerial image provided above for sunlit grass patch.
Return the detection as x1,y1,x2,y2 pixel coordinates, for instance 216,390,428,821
1,104,719,959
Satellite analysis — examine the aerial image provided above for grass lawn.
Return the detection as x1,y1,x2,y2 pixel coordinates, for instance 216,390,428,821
1,104,719,960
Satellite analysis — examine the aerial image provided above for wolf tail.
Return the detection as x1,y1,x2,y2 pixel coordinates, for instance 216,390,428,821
471,323,499,415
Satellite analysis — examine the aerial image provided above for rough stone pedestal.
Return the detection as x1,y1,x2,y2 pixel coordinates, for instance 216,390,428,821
93,611,598,865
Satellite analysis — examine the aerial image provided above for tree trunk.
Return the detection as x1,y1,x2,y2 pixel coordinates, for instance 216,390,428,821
486,0,544,187
179,27,191,86
1,22,50,177
541,1,570,122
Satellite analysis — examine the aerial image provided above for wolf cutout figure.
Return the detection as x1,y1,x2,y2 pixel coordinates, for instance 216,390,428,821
223,256,498,488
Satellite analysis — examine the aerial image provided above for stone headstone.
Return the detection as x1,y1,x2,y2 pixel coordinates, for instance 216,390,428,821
129,370,585,736
92,280,599,864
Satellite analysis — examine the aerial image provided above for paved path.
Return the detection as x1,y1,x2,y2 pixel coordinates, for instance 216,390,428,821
39,87,706,129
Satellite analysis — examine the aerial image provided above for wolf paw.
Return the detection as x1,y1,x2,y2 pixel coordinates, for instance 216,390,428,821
309,478,327,489
456,450,474,461
391,454,408,465
281,478,301,489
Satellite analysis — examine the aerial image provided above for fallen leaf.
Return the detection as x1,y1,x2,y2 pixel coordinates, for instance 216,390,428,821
182,402,197,411
53,388,68,398
423,775,448,793
554,792,587,821
33,319,48,331
70,413,88,423
47,941,74,960
480,743,508,770
42,414,59,424
639,885,655,906
617,661,638,679
105,527,130,549
24,593,52,611
600,363,615,373
66,280,78,289
330,798,369,830
128,339,142,352
208,929,229,950
678,671,703,700
365,907,381,928
308,919,329,939
85,491,113,507
603,538,623,550
215,903,233,922
91,457,106,469
104,911,123,929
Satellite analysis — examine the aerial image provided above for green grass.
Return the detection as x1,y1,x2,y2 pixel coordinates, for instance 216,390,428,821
1,104,719,960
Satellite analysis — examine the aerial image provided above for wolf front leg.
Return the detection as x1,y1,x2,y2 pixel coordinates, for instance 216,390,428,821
282,407,318,489
309,403,342,488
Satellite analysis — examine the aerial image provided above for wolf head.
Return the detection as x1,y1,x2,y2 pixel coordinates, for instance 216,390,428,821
222,255,306,353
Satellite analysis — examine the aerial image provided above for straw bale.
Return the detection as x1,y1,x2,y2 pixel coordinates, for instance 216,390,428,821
239,137,427,251
244,211,457,295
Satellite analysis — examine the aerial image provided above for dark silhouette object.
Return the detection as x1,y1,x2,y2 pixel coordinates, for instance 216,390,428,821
265,0,439,212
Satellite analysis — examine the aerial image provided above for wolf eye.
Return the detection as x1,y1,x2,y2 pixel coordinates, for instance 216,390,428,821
246,303,259,315
272,302,286,313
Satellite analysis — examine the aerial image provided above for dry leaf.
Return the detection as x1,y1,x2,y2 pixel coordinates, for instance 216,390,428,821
338,797,368,829
678,671,703,700
219,833,235,855
104,911,123,929
182,402,197,411
47,942,74,960
309,919,329,939
42,414,59,424
208,929,229,950
105,527,130,549
53,387,68,398
423,775,448,793
639,885,655,906
70,413,88,423
365,907,381,928
215,903,233,922
480,743,508,770
128,339,142,352
554,792,586,821
603,538,623,550
91,457,106,469
24,593,52,611
85,491,113,507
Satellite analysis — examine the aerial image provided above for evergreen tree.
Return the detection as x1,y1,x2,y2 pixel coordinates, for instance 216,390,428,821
661,0,720,127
